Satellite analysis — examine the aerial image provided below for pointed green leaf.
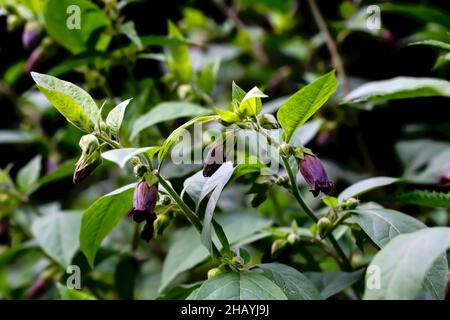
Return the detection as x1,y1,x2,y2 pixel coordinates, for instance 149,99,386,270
31,72,100,132
31,212,81,267
364,227,450,300
131,102,209,139
238,86,268,116
17,155,41,193
102,147,159,168
106,98,132,137
277,70,338,142
195,272,287,300
79,184,135,267
158,115,218,164
258,263,321,300
344,77,450,103
338,177,399,203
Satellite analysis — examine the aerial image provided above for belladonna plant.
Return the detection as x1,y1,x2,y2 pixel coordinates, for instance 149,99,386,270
29,68,450,300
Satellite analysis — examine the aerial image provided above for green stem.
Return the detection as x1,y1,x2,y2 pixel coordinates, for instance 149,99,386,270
157,174,222,260
281,157,318,222
281,156,352,271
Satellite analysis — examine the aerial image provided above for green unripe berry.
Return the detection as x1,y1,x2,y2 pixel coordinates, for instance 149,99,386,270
317,217,333,238
207,267,224,279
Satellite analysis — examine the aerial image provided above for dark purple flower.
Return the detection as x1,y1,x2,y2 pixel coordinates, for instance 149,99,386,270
128,181,158,223
203,144,224,177
298,154,333,197
438,164,450,186
24,47,42,74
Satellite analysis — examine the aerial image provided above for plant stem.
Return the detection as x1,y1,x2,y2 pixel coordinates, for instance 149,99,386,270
281,156,352,271
157,174,222,260
307,0,350,94
282,157,318,222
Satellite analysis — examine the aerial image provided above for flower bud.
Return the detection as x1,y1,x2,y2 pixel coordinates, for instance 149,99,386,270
73,134,102,184
160,195,172,205
133,164,148,178
153,214,171,239
128,181,158,223
342,197,359,209
79,134,100,154
207,267,224,279
298,154,333,197
287,233,298,245
203,143,225,177
73,150,102,184
317,217,332,238
278,143,294,158
7,15,21,32
271,239,287,256
258,114,280,129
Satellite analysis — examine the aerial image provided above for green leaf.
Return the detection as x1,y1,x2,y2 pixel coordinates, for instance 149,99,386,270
43,0,111,54
387,190,450,209
31,72,100,132
102,147,159,168
159,210,271,292
322,196,338,208
106,98,132,137
167,20,191,83
338,177,399,203
57,283,96,300
158,115,218,164
214,107,241,124
277,70,338,142
31,212,81,267
238,86,268,116
343,77,450,103
364,227,450,300
131,101,210,139
140,35,193,47
119,21,143,50
79,184,134,267
17,155,41,193
409,40,450,50
306,269,364,299
200,162,235,254
231,81,246,111
349,209,424,248
195,272,287,300
197,59,220,94
350,208,448,299
257,263,321,300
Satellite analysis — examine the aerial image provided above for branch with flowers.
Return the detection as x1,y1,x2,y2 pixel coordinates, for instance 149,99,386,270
29,67,450,300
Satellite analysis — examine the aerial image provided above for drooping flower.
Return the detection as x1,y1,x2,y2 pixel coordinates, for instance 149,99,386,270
128,181,158,223
203,143,225,177
298,154,333,197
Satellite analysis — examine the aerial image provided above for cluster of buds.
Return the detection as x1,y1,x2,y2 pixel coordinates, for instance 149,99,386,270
128,180,159,242
73,134,102,183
